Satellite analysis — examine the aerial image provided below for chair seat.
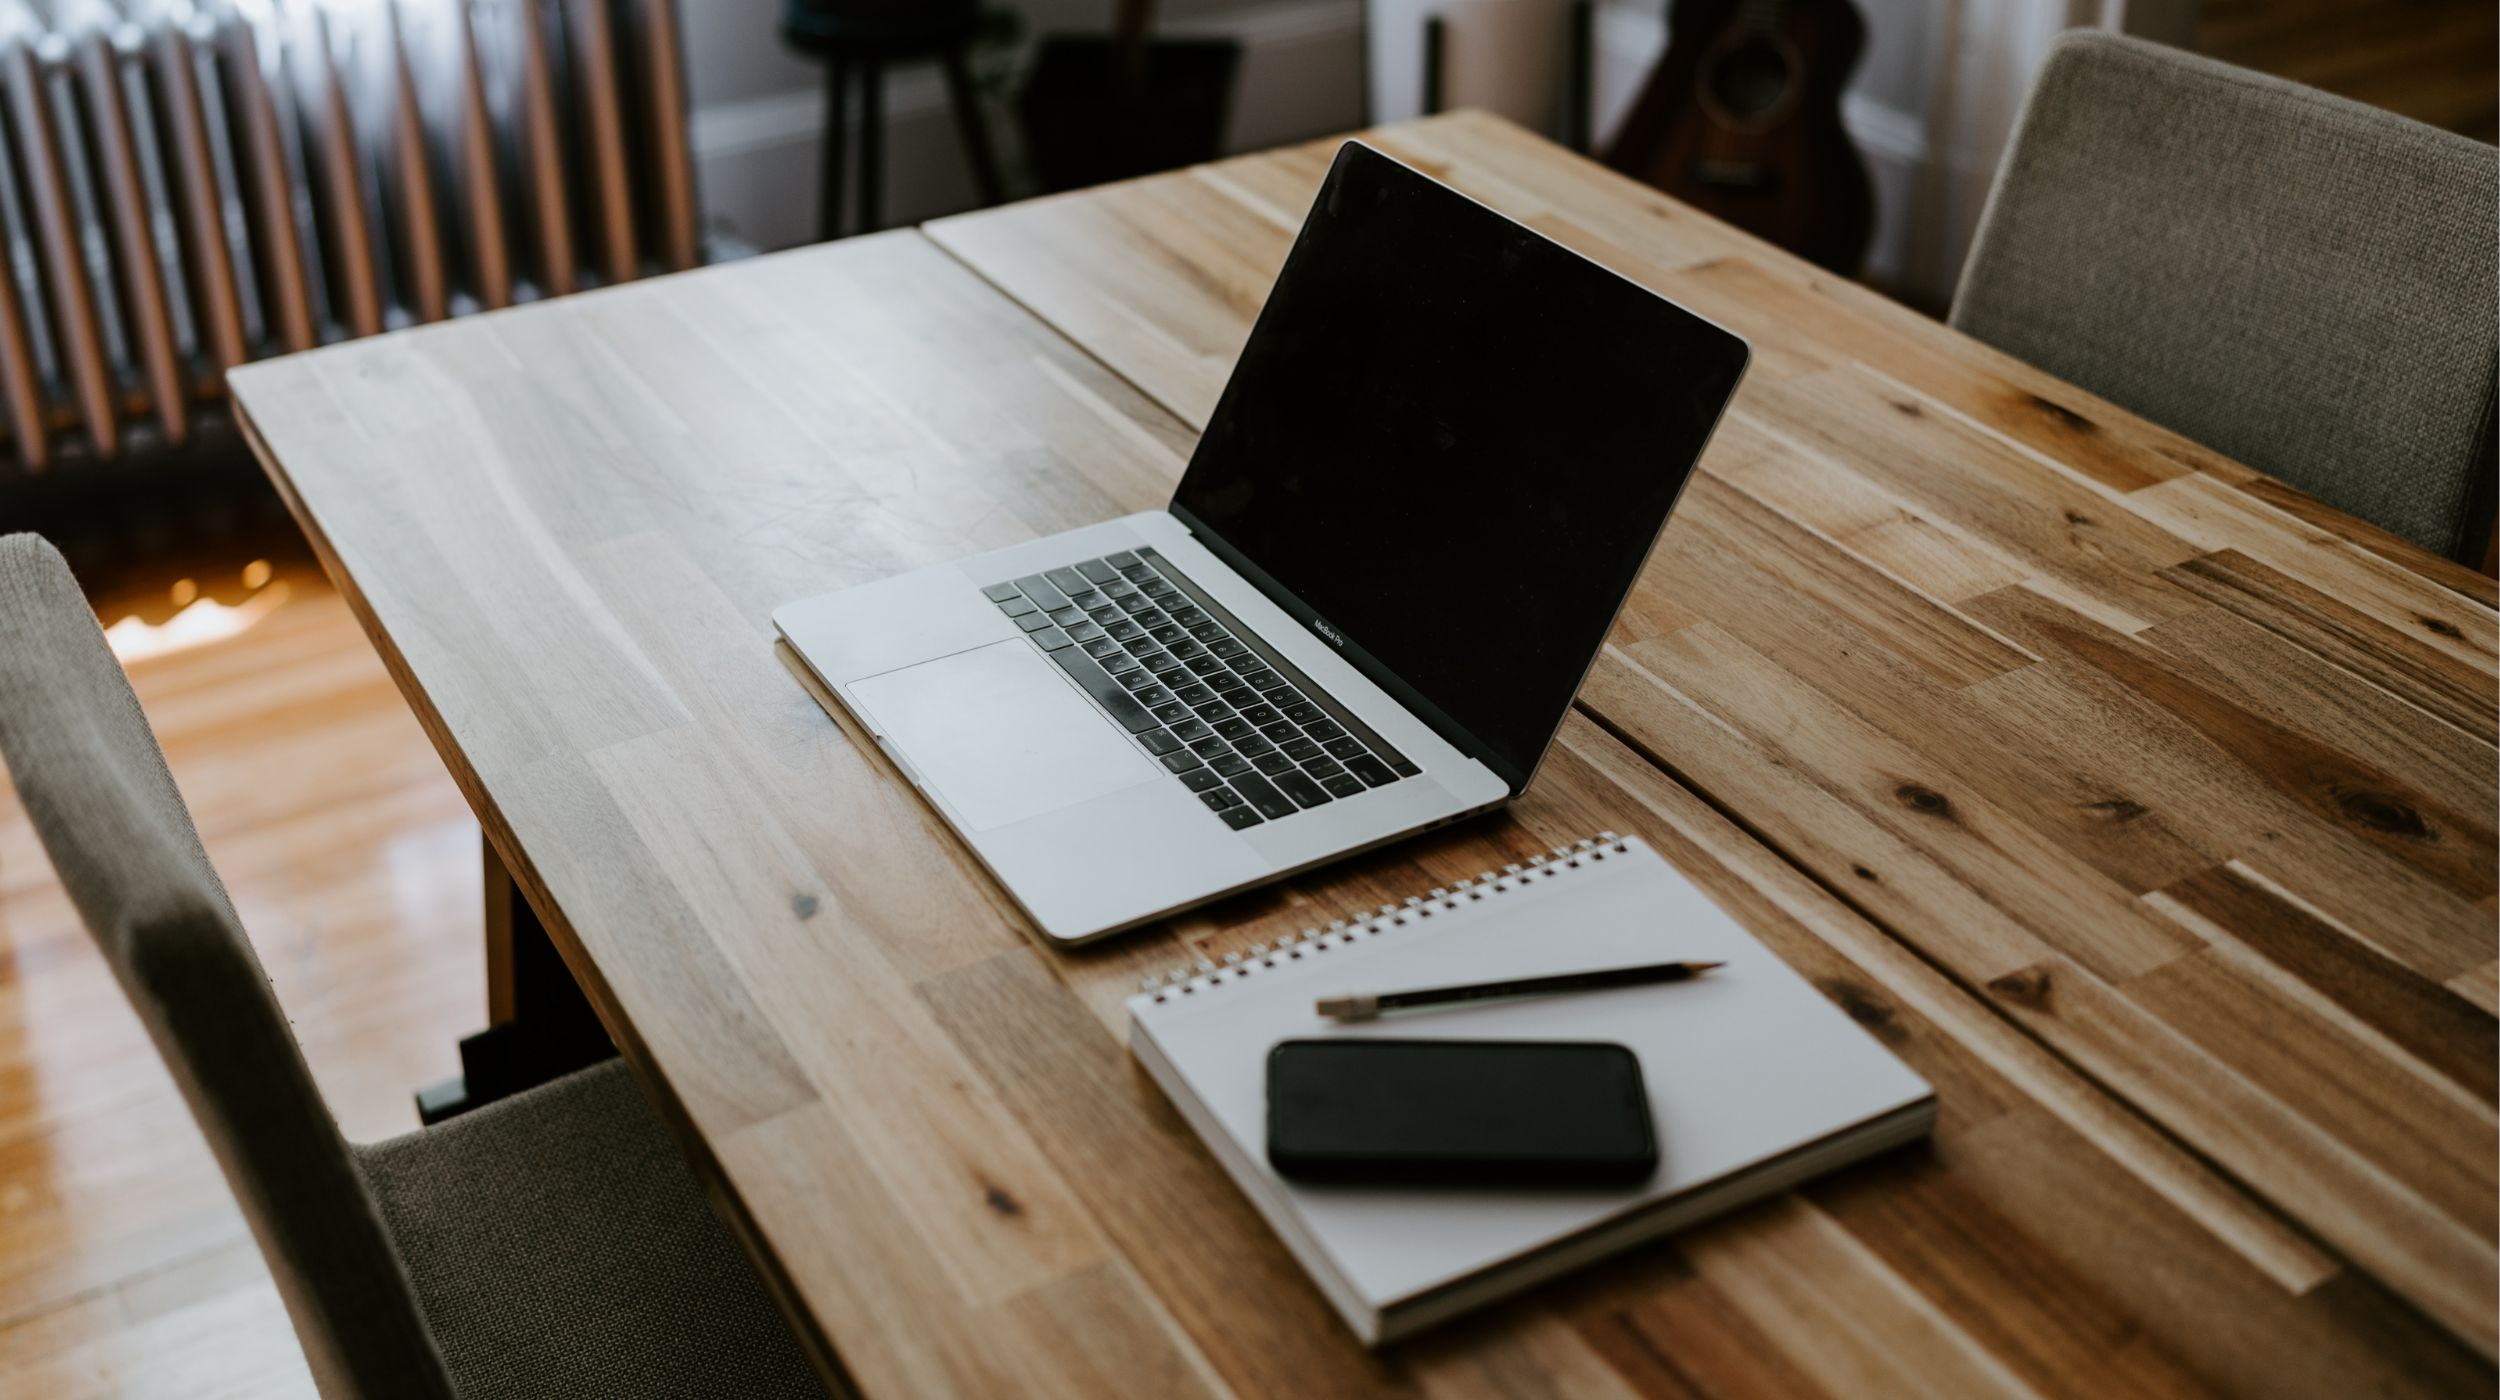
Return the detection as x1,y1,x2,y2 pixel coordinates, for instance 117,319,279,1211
355,1061,825,1400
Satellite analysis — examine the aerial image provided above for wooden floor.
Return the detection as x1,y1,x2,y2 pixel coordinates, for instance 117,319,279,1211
2200,0,2498,142
0,536,479,1397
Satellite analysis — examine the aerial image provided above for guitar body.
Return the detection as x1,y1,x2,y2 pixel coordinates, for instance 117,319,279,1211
1606,0,1875,274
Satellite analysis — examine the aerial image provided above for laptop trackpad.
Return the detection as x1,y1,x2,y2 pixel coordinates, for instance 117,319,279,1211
849,640,1161,832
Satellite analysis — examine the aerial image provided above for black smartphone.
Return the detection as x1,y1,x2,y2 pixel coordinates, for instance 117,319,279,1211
1265,1038,1659,1187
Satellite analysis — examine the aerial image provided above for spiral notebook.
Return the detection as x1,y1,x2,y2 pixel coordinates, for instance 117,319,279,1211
1127,832,1936,1345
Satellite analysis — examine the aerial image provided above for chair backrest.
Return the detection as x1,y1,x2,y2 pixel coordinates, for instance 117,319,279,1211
1951,31,2498,562
0,535,454,1400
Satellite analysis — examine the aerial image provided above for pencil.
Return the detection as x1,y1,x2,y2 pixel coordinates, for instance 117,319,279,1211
1314,960,1726,1021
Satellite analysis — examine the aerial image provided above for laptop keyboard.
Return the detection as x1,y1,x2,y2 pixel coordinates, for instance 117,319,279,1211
982,548,1420,830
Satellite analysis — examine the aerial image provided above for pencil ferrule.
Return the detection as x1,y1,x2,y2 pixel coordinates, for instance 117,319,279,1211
1315,994,1381,1022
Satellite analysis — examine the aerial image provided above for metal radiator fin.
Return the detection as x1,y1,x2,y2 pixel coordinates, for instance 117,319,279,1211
0,0,701,471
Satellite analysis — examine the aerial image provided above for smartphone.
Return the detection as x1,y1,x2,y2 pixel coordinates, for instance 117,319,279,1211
1265,1038,1659,1187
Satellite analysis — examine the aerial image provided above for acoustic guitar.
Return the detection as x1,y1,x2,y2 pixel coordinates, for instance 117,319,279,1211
1604,0,1875,274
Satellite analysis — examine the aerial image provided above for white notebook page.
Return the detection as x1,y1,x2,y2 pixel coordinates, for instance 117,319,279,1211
1130,837,1933,1310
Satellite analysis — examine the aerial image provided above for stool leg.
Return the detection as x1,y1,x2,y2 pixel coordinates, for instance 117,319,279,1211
818,55,850,241
941,48,1004,207
859,60,885,233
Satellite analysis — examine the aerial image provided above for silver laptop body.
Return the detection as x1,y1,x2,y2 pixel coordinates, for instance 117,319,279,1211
775,144,1748,943
776,512,1506,943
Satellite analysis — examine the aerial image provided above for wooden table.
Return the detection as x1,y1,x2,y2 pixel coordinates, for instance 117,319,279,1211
231,113,2496,1398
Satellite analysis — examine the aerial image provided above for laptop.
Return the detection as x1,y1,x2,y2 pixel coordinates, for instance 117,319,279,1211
774,142,1749,944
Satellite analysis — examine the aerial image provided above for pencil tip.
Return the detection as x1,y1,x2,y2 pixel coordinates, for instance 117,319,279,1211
1692,961,1727,972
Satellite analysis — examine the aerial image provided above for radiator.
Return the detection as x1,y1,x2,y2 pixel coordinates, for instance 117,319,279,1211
0,0,699,473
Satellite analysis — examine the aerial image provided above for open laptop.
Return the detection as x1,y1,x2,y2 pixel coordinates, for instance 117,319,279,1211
775,142,1749,943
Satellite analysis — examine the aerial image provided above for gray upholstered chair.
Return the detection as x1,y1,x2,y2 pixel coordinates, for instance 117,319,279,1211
0,534,826,1400
1952,31,2498,563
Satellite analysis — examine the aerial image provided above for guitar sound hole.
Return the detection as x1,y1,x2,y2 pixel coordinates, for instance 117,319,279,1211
1705,37,1792,121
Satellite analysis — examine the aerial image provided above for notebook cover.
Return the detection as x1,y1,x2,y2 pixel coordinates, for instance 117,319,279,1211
1126,834,1935,1337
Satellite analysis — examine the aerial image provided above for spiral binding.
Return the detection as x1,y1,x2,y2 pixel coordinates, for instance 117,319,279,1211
1137,832,1631,1003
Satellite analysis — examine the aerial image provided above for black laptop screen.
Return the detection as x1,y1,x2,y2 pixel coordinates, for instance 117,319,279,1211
1171,144,1749,791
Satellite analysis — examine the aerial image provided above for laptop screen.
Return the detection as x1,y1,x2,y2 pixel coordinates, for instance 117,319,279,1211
1171,143,1749,792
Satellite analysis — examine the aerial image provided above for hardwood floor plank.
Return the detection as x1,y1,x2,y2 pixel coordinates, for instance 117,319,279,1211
0,563,480,1394
2200,0,2498,143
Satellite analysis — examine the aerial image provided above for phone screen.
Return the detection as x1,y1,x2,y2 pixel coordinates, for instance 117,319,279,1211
1265,1039,1658,1186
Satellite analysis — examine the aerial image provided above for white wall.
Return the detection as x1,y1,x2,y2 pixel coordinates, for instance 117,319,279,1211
681,0,1367,252
1582,0,2199,306
1586,0,2093,307
682,1,2186,306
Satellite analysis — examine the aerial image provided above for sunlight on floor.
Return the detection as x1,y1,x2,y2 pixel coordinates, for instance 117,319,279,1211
1,561,477,1397
99,561,288,664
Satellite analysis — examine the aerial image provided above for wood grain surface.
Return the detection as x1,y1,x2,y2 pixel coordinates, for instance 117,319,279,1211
0,560,483,1398
230,114,2494,1397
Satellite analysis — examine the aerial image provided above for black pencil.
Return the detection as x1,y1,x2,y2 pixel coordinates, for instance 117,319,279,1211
1314,960,1726,1021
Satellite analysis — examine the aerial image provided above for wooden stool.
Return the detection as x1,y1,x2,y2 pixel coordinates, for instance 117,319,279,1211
781,0,1006,240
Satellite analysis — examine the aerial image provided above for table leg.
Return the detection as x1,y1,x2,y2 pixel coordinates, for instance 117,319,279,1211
415,834,617,1124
